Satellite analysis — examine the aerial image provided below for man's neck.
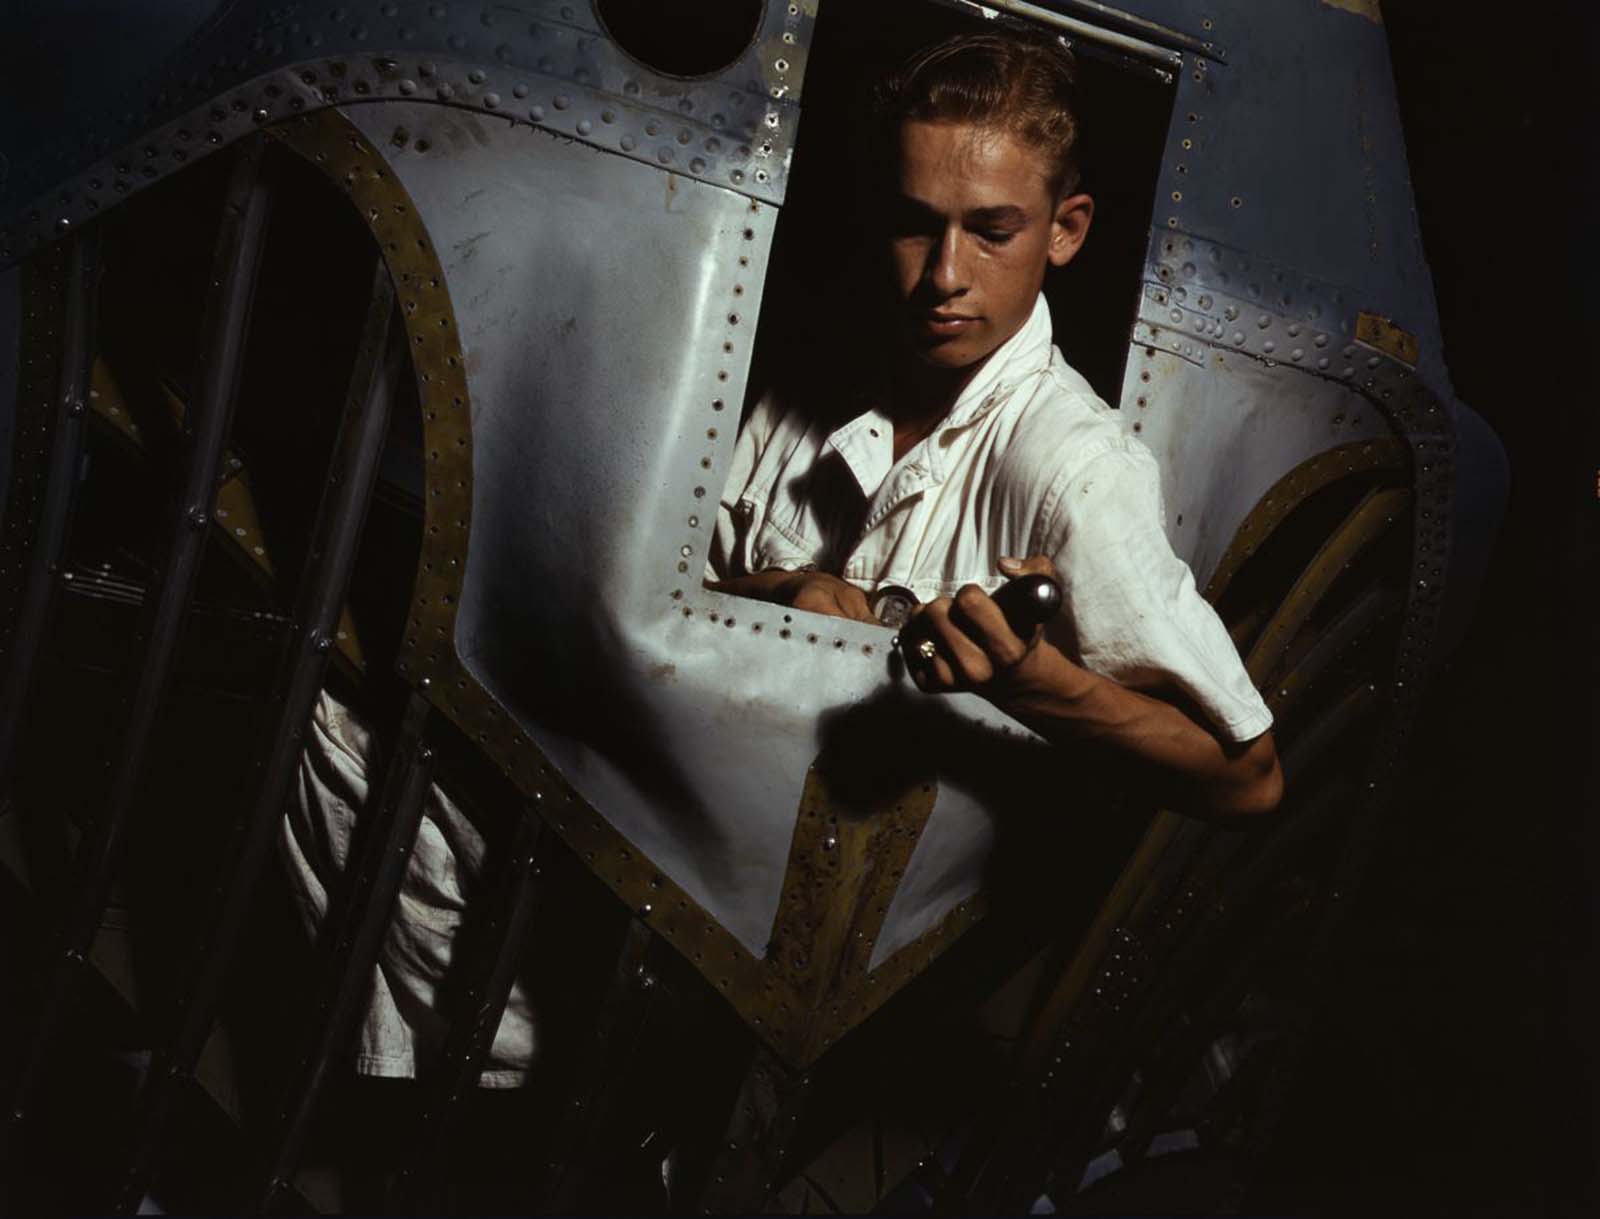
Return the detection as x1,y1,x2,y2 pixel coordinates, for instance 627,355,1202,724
885,349,983,463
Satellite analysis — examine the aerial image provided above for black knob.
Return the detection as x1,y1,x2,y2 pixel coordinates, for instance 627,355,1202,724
990,572,1062,637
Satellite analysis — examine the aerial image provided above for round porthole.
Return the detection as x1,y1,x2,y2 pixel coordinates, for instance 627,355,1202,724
595,0,765,80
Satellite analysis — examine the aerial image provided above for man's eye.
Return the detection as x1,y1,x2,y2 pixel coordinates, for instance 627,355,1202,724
977,229,1017,245
890,206,940,237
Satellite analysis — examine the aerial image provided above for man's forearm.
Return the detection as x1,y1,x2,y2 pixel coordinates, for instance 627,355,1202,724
1000,647,1282,822
706,569,878,623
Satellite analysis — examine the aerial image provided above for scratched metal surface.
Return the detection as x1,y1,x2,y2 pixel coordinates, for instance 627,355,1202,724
340,99,1059,963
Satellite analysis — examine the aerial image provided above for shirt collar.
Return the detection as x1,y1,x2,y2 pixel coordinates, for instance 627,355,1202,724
938,292,1055,433
825,406,897,499
823,293,1055,498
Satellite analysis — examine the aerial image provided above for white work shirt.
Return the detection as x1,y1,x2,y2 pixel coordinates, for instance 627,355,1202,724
280,690,537,1087
710,294,1272,743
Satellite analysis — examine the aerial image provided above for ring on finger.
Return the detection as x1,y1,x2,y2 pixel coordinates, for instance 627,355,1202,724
916,637,939,662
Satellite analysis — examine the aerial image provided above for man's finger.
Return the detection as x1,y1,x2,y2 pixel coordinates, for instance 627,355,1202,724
950,584,1030,669
922,598,995,686
840,588,878,624
999,554,1058,580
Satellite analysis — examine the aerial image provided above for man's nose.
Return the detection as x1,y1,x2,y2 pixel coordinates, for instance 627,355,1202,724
925,226,968,298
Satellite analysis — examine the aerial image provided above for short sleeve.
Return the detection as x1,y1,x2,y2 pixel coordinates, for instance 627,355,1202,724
1044,442,1273,743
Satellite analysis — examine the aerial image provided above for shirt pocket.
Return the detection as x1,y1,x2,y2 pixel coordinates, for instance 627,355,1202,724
749,507,819,572
714,492,815,576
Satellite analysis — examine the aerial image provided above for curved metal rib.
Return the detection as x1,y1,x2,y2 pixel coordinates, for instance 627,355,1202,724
1267,583,1403,725
3,136,271,1158
389,809,549,1209
0,232,98,796
118,255,400,1210
1245,485,1411,685
251,687,435,1214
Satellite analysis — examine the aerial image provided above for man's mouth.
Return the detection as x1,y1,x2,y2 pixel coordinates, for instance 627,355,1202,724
918,312,980,337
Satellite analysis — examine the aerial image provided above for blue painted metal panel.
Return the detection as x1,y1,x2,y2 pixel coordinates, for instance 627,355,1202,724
1026,0,1448,398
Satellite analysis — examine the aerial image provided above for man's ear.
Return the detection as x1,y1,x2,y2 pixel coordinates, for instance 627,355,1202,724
1047,193,1094,268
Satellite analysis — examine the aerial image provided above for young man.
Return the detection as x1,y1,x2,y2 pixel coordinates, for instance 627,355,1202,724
709,32,1282,820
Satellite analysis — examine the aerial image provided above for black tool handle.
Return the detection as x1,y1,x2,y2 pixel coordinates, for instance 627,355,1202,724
898,573,1062,658
990,572,1062,637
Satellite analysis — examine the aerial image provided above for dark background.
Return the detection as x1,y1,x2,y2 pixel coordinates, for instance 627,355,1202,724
1254,3,1596,1215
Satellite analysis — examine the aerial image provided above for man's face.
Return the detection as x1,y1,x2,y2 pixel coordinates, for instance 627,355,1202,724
886,119,1091,370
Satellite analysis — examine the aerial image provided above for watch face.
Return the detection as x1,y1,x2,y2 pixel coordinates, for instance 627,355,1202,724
869,584,919,630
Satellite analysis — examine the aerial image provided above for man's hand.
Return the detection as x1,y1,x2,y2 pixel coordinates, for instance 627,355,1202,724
706,568,877,623
904,555,1074,701
785,570,877,623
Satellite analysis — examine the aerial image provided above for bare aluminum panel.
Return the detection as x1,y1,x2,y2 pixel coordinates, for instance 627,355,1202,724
341,101,1049,964
1120,340,1393,587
